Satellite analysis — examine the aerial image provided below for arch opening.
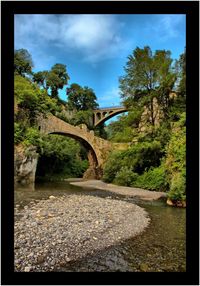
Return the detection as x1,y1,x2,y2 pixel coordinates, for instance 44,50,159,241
35,132,100,182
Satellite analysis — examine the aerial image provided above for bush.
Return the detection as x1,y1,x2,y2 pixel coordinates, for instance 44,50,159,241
114,167,138,186
123,140,163,174
14,122,25,144
133,165,167,191
102,151,124,183
167,172,186,201
23,127,41,147
164,113,186,200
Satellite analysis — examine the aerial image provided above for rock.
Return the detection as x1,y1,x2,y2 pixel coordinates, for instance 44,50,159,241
24,266,31,272
14,145,38,188
37,255,45,263
140,263,149,272
166,198,174,206
65,256,71,262
49,196,56,199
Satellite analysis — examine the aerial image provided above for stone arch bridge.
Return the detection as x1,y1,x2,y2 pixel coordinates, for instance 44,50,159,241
93,106,127,127
38,114,128,179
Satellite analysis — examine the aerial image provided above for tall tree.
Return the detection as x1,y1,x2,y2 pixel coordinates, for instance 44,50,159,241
119,46,176,125
33,64,70,98
33,71,49,90
14,49,33,77
67,83,99,111
175,49,186,97
48,64,70,98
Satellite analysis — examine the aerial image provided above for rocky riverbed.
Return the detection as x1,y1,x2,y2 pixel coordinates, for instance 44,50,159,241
14,194,150,272
70,180,167,201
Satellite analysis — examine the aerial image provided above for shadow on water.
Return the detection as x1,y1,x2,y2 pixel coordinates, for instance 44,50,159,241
14,181,186,272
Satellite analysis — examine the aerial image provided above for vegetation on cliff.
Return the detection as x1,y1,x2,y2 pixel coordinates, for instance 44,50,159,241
104,47,186,204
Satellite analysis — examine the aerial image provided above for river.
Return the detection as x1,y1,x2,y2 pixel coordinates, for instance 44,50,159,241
14,181,186,272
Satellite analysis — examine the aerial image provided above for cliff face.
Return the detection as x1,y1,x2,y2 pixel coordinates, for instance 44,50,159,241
14,145,38,188
138,97,164,133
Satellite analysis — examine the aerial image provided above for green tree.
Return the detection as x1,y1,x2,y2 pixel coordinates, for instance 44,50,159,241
175,49,186,97
14,49,33,76
33,64,70,99
119,46,176,124
67,83,98,111
33,71,49,90
47,64,70,98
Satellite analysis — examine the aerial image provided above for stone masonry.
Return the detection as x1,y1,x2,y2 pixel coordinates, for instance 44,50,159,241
37,114,113,179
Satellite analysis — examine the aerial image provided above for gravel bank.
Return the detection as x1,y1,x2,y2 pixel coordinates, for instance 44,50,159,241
70,180,167,201
14,194,150,272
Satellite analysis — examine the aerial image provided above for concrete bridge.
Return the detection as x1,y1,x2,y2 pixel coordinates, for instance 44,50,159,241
93,106,127,127
38,114,114,179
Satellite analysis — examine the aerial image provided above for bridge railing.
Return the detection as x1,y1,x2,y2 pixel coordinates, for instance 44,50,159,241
93,106,125,110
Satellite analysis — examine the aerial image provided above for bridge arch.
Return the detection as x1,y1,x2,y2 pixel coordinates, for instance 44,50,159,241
93,107,127,127
48,131,99,169
38,114,113,179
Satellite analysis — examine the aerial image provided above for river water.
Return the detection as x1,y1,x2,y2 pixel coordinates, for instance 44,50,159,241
14,181,186,272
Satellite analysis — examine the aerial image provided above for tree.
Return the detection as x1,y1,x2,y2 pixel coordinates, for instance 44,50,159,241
33,64,70,99
14,49,33,76
48,64,70,98
119,46,176,125
175,49,186,97
33,71,49,90
67,83,99,111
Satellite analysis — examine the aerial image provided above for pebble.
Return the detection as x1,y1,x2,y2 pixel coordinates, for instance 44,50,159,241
24,266,31,272
14,194,150,272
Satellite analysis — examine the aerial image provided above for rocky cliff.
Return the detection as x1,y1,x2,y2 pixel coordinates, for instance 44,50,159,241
14,145,38,188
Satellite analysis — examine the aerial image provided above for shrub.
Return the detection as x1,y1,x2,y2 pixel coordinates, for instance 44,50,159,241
123,140,163,174
14,122,25,144
133,165,167,191
23,127,41,147
103,151,124,183
164,113,186,200
114,167,138,186
167,172,186,201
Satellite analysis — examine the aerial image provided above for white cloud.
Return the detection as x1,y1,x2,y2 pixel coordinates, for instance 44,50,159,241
14,14,127,64
148,14,186,42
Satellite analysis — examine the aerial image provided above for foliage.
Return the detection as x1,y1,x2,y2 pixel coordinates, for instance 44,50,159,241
103,140,163,182
14,122,25,144
164,113,186,200
114,167,138,187
175,49,186,97
33,64,70,98
14,49,33,76
167,173,186,201
70,110,93,129
36,135,89,178
94,124,108,139
133,165,167,191
67,83,98,111
23,127,42,147
15,75,60,125
111,126,134,142
103,151,125,183
119,46,176,125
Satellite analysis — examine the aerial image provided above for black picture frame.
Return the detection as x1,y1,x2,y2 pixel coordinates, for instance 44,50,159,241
1,1,199,285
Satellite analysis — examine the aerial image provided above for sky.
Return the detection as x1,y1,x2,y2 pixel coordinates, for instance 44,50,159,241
14,14,186,108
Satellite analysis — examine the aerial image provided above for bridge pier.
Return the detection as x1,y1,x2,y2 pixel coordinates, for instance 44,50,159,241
83,149,103,180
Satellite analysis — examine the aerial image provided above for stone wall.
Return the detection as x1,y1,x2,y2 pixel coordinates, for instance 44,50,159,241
14,145,39,188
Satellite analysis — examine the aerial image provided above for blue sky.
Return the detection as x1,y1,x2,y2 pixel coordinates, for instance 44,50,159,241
14,14,186,108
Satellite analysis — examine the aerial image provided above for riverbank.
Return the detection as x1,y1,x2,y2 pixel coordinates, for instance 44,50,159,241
70,180,167,201
15,193,150,272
